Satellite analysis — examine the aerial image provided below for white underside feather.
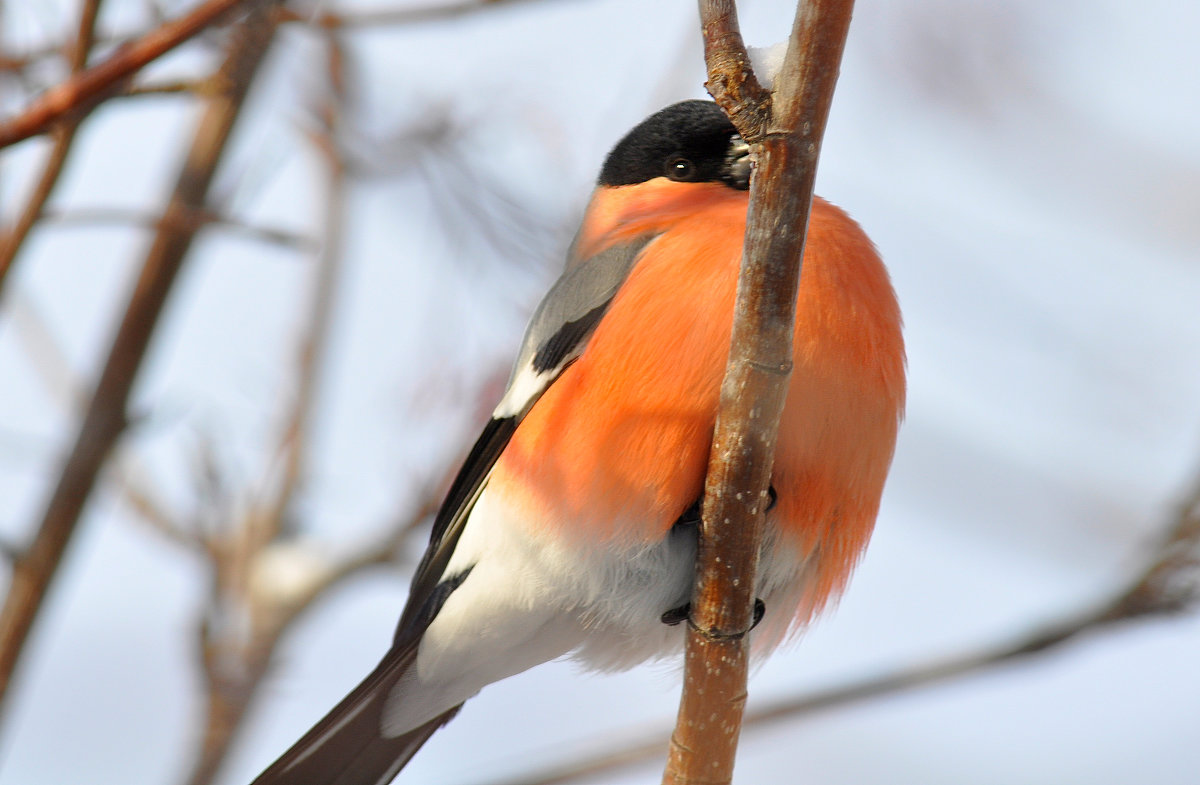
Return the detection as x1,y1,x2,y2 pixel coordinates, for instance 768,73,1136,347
380,485,808,737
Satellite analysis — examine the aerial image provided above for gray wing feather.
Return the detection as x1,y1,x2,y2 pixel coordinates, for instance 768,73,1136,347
494,233,656,418
398,232,660,644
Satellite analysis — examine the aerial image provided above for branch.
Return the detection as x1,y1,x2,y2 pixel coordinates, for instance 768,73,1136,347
7,291,194,546
0,0,281,727
662,2,855,783
0,120,81,301
698,0,771,143
278,0,544,30
0,0,256,150
180,29,345,784
38,206,317,251
0,0,544,78
0,0,106,303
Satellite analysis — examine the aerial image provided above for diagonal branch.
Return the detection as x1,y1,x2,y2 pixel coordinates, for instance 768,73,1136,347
0,0,256,150
278,0,545,30
0,0,282,727
698,0,771,143
0,0,106,303
38,206,317,251
662,2,855,783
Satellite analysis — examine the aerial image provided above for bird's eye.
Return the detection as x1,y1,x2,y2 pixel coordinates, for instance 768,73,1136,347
665,157,695,181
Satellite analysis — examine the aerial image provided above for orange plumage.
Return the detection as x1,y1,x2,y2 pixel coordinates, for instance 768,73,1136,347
492,182,904,625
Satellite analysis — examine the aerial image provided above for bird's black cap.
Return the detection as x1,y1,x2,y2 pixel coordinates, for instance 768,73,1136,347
598,100,749,190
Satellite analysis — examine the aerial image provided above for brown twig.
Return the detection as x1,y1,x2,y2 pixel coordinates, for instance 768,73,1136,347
122,79,209,97
0,0,105,302
662,2,855,783
180,26,343,784
496,472,1200,785
7,291,192,546
278,0,542,30
0,0,255,150
0,126,81,301
0,0,281,727
698,0,771,144
38,206,317,251
0,0,543,78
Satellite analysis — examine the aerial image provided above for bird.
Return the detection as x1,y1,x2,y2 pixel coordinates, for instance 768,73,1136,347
251,99,905,785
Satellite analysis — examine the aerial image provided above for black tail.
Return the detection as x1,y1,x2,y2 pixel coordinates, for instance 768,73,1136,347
251,642,460,785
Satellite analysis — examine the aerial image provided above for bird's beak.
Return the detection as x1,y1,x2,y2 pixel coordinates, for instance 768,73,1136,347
724,134,752,190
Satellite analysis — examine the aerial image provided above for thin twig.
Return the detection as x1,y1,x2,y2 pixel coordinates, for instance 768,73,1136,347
0,126,81,300
663,2,855,783
0,0,255,149
0,0,280,727
0,0,106,301
38,206,317,251
256,128,345,544
180,26,343,784
0,0,544,77
278,0,543,30
122,79,208,97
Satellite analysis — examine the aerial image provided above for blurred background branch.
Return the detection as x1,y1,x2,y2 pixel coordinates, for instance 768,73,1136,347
0,0,103,304
0,0,256,149
0,0,281,729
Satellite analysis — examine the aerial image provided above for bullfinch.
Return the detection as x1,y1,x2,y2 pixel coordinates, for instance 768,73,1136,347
251,99,905,785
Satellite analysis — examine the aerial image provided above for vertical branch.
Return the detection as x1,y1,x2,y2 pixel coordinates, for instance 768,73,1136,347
698,0,771,142
180,29,345,785
0,0,106,301
0,0,281,725
663,2,856,783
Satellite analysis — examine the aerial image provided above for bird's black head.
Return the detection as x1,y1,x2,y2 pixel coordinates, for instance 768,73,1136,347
598,100,751,190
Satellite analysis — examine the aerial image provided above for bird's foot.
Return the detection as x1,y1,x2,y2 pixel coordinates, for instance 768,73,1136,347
660,598,766,629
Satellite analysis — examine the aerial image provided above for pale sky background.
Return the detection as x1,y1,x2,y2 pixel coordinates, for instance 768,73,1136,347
1,1,1198,784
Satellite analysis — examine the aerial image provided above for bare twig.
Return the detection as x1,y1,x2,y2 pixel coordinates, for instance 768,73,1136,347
698,0,771,143
662,2,855,783
257,131,345,543
122,79,208,97
0,0,545,78
38,206,317,251
0,0,256,150
0,0,281,726
0,126,81,301
180,27,344,784
9,290,200,549
0,0,106,302
278,0,543,30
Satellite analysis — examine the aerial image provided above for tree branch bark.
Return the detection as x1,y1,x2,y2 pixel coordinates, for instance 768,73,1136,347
0,0,282,727
662,2,855,783
0,0,106,303
0,0,256,150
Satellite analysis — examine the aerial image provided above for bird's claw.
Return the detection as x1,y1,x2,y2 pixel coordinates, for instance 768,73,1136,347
661,604,689,626
660,598,766,631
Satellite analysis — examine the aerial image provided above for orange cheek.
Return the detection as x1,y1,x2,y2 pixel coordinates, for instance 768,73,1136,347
573,180,743,260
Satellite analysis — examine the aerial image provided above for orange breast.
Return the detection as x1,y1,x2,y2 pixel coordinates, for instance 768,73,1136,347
491,181,905,599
